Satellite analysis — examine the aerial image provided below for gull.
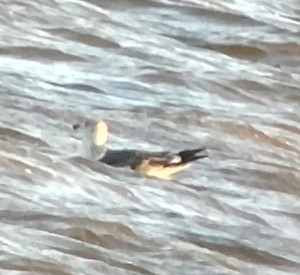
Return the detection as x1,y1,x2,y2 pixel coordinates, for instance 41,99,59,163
72,119,208,179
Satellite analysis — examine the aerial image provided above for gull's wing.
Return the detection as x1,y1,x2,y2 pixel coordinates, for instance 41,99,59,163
130,147,208,179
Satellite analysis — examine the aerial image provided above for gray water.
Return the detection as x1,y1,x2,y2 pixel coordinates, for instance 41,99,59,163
1,0,300,274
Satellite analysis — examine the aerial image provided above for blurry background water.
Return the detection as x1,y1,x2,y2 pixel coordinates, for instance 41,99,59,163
0,0,300,274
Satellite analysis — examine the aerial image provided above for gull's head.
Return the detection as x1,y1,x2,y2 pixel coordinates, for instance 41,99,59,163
73,119,108,147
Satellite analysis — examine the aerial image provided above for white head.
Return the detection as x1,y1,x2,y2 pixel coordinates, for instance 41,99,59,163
73,119,108,159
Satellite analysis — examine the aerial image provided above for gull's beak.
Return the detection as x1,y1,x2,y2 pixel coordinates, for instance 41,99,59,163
73,123,81,130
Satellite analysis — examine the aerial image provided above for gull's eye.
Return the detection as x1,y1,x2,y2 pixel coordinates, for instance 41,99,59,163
73,123,81,130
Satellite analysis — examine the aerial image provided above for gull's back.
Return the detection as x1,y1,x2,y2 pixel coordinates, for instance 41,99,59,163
99,149,140,167
99,149,173,168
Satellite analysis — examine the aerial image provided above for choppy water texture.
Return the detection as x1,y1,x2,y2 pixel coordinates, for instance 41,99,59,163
1,0,300,274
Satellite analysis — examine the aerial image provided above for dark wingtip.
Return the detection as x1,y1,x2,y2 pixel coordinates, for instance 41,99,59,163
72,123,80,130
178,147,208,163
196,152,209,159
198,148,209,158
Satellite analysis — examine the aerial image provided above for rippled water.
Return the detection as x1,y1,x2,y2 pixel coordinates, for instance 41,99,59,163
1,0,300,274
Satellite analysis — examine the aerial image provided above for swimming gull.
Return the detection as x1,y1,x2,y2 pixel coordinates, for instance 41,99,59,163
72,119,208,179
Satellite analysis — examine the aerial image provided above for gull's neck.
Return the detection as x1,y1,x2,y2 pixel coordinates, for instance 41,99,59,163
82,129,107,160
90,144,107,160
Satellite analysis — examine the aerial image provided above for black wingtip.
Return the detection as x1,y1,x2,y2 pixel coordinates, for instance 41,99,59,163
178,147,208,163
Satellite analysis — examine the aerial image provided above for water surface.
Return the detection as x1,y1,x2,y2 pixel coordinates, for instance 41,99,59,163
0,0,300,274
